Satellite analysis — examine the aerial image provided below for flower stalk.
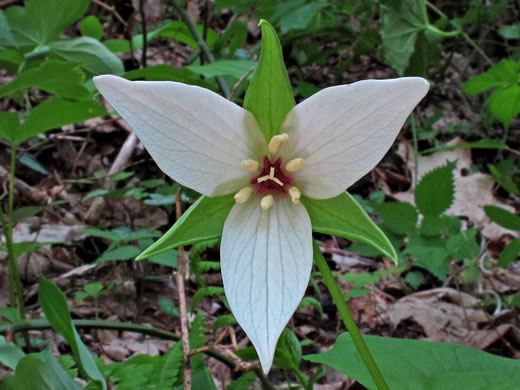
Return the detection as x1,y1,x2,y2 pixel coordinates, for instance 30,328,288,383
313,241,390,390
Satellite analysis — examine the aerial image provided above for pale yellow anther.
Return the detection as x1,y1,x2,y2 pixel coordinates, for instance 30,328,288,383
288,186,301,204
234,187,253,204
268,133,289,154
240,159,259,172
285,158,305,172
260,195,274,211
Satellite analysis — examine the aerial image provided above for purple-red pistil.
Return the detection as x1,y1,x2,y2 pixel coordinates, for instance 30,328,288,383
252,156,294,195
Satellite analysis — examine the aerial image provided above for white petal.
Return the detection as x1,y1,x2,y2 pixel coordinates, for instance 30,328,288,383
280,78,429,199
93,75,267,196
221,196,313,373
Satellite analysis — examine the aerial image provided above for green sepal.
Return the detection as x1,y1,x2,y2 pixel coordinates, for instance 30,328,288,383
243,19,295,141
136,195,234,260
301,192,398,264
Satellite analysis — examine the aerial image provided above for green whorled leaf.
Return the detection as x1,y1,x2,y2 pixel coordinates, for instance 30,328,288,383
13,349,81,390
0,335,25,370
380,0,428,75
16,98,107,145
484,205,520,231
38,278,106,389
187,60,256,79
243,19,295,141
415,161,456,216
0,60,90,100
0,111,19,143
49,37,124,76
374,201,418,235
301,192,398,264
420,139,509,155
426,371,520,390
79,15,104,40
304,334,520,390
136,195,234,260
499,238,520,267
462,59,520,95
23,0,89,45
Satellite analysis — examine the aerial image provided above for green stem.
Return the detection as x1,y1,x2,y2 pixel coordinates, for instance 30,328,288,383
293,365,310,390
426,1,494,67
313,241,390,390
169,0,231,98
1,319,275,390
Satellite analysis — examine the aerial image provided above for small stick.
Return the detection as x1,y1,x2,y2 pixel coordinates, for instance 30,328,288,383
92,0,128,27
175,189,191,390
228,67,255,101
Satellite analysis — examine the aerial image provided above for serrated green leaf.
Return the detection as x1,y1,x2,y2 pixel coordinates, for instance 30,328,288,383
487,84,520,129
16,98,108,145
79,15,103,40
243,19,295,141
213,315,237,335
484,205,520,231
304,334,520,390
374,201,418,235
498,238,520,267
415,161,456,216
38,278,105,389
14,348,82,390
302,192,397,263
462,59,520,95
191,287,225,310
49,37,124,76
136,195,234,260
419,214,457,236
405,271,424,289
226,371,257,390
0,60,90,100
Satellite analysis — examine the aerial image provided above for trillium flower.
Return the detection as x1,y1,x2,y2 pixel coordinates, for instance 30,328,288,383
93,74,428,372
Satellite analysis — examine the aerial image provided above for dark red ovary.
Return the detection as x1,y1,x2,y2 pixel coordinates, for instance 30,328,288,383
251,156,294,195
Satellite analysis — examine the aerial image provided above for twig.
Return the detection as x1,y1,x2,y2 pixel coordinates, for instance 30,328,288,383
175,188,191,390
228,67,255,101
92,0,128,27
138,0,148,67
169,0,230,98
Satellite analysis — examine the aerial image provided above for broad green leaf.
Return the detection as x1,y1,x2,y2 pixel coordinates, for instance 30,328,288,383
187,60,256,79
484,205,520,231
499,238,520,267
415,161,456,216
23,0,89,44
79,15,103,40
213,20,247,56
426,371,520,390
380,0,428,75
421,139,509,154
136,195,234,260
462,60,520,95
96,245,142,263
304,334,520,390
405,233,450,280
488,160,519,195
146,249,178,267
374,201,418,235
83,282,103,297
0,60,90,100
0,11,15,46
3,6,41,48
0,112,19,143
123,64,211,88
213,315,236,335
0,335,25,370
301,192,398,263
487,84,520,129
49,37,124,76
278,1,325,34
227,371,257,390
16,98,107,144
13,349,81,390
499,24,520,40
243,19,295,141
38,278,106,389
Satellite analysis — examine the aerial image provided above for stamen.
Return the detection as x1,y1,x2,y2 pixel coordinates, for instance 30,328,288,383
285,158,304,172
288,186,301,204
234,187,253,204
260,195,274,211
268,133,288,154
241,159,259,172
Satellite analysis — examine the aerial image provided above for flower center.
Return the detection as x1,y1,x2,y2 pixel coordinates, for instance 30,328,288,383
253,156,293,195
234,133,305,210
